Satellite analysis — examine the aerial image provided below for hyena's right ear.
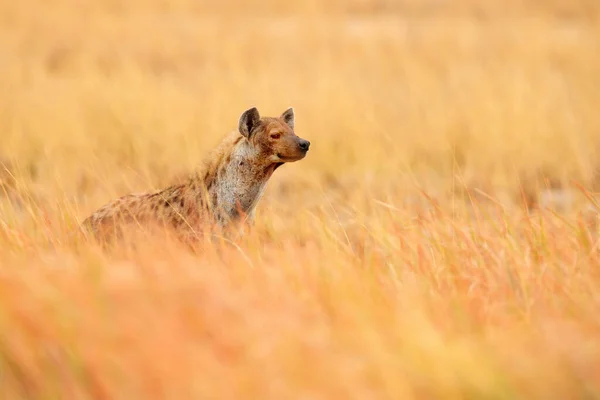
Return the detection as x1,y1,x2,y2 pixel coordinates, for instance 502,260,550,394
238,107,261,139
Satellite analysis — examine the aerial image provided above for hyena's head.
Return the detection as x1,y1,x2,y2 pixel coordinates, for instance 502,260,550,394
238,107,310,165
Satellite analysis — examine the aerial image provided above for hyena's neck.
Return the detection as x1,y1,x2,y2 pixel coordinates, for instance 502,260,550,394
188,134,276,226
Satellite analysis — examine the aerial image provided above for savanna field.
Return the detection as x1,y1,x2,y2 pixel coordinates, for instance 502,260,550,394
1,0,600,398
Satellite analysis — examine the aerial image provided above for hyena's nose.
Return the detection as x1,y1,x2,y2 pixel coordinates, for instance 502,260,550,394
299,139,310,151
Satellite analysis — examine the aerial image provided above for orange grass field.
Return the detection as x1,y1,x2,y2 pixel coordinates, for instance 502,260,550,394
2,0,600,398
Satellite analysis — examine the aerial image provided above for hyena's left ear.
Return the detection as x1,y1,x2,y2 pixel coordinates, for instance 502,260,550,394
239,107,261,139
281,108,295,130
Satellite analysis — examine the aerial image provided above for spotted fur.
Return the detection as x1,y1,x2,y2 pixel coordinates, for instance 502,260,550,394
81,107,310,241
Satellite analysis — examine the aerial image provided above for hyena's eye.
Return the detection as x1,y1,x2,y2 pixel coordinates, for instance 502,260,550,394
270,133,281,139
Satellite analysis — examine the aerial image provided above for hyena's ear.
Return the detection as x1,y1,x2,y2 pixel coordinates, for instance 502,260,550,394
239,107,261,138
280,107,295,130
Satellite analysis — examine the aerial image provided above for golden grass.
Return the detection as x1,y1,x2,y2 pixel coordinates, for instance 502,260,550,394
2,0,600,398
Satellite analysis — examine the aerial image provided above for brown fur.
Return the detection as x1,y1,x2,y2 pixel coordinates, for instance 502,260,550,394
81,107,310,242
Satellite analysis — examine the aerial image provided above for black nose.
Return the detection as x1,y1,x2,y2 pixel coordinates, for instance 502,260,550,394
299,140,310,151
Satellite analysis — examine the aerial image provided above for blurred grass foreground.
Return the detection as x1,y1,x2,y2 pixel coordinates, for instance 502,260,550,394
1,0,600,398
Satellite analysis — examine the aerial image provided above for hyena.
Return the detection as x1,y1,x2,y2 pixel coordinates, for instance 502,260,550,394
81,107,310,242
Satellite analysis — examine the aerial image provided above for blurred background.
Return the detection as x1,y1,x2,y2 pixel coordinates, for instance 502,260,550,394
1,0,600,221
3,2,600,398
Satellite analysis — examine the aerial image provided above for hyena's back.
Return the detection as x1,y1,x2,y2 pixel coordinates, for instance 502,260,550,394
82,183,207,240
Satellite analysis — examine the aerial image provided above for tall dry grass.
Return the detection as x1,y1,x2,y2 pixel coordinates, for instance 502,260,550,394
1,0,600,398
